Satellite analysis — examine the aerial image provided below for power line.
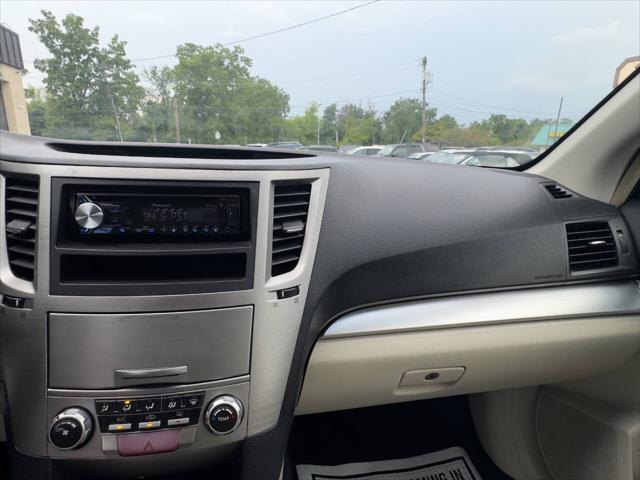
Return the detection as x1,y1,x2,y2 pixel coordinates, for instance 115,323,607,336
429,88,582,116
129,0,380,63
222,0,380,47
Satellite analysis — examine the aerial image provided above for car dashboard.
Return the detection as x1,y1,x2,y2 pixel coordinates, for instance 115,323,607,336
0,131,638,479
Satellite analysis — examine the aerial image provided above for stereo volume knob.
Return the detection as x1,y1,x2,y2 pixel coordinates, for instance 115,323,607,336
74,202,104,229
49,407,93,450
205,395,243,435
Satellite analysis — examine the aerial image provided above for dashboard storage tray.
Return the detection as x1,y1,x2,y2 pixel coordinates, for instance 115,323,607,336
48,307,252,389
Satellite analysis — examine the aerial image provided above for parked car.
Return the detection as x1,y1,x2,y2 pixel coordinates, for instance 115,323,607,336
376,143,425,158
244,143,267,147
299,145,339,152
407,152,435,160
266,141,303,149
347,145,383,156
426,149,533,168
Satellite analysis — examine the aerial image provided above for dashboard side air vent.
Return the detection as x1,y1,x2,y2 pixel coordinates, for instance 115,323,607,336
271,182,311,276
544,183,573,199
566,221,618,272
4,174,39,282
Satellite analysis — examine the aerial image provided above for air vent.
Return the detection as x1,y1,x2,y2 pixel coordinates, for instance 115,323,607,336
544,183,573,199
4,175,39,282
566,221,618,272
271,183,311,276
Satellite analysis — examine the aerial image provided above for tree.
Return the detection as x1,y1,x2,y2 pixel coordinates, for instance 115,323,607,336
283,103,320,145
482,114,530,145
382,98,433,143
320,103,337,144
434,122,500,147
24,87,47,136
136,66,176,142
28,10,144,140
170,43,289,144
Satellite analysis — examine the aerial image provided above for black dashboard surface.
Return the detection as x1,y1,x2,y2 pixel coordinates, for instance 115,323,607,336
1,132,637,479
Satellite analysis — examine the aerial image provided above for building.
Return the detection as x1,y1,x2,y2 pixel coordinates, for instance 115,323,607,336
530,121,575,148
0,24,30,134
613,56,640,87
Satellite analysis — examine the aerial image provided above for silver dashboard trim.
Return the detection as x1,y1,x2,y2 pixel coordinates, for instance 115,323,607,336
47,375,250,397
0,160,330,456
323,281,640,338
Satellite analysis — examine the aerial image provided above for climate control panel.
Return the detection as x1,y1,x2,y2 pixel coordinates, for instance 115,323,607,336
46,382,249,459
94,391,205,433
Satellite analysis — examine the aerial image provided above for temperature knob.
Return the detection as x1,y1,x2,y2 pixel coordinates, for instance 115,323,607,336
205,395,243,435
49,407,93,450
74,202,104,229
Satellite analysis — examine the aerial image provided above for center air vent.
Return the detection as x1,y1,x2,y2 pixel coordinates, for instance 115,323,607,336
566,221,618,272
271,183,311,276
4,174,39,282
544,183,573,199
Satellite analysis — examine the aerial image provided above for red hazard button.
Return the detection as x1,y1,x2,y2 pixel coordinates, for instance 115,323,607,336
116,430,179,456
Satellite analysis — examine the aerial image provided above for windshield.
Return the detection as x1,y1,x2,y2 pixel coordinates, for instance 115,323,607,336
1,1,638,168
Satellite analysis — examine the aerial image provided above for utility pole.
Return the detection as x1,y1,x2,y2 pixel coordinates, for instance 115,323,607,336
109,95,124,143
421,57,427,144
173,96,181,143
317,105,321,145
552,96,564,145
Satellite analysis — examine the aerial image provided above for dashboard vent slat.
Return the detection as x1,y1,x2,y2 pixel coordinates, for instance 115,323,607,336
271,182,311,276
544,184,573,199
5,175,39,282
566,221,618,272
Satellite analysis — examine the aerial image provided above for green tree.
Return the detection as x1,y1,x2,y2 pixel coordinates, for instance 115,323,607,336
320,103,337,145
28,10,144,140
283,103,320,145
382,98,433,143
135,66,175,142
170,43,289,144
435,122,500,147
481,114,531,145
24,87,47,136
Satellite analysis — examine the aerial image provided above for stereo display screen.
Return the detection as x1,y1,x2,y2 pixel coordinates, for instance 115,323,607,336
74,192,246,240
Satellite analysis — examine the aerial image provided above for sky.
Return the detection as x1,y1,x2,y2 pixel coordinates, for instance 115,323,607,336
1,0,639,124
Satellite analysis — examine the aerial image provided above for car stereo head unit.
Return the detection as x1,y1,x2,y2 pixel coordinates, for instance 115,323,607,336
58,181,253,243
73,192,244,240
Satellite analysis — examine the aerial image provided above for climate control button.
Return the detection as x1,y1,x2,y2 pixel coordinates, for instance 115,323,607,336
205,395,243,435
49,407,93,450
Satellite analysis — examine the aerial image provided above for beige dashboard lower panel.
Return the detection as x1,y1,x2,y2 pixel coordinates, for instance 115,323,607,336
296,315,640,415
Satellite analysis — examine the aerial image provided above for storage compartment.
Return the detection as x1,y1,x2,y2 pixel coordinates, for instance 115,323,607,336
59,253,246,284
297,316,640,415
48,307,253,389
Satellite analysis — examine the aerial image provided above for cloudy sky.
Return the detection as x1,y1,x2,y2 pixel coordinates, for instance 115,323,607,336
1,0,638,123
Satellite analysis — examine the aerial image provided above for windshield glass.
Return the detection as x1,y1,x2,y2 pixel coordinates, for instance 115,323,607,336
1,1,638,168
